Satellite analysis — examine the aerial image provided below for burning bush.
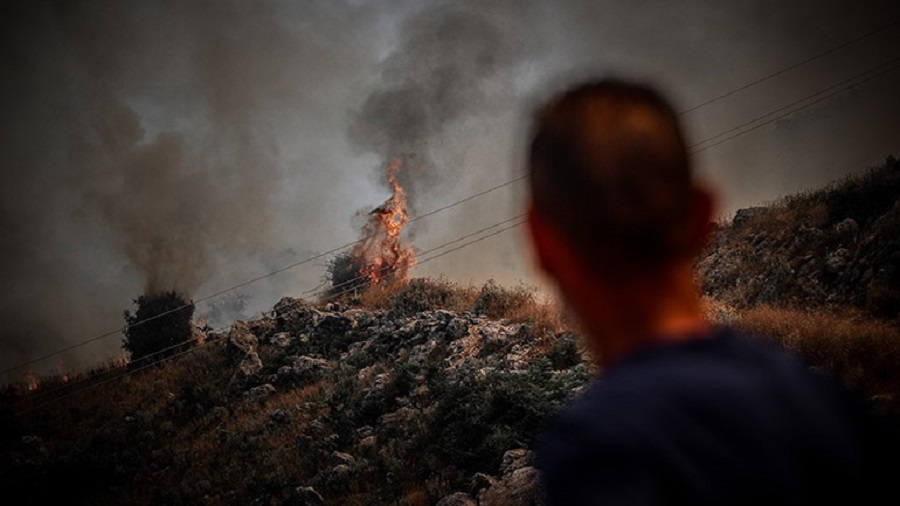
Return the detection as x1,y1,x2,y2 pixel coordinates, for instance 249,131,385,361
326,250,374,297
326,158,416,298
123,291,195,365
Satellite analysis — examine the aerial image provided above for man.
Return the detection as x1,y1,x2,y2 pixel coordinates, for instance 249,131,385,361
527,79,884,505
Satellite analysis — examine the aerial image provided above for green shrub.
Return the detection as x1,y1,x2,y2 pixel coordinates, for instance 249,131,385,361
546,332,583,370
424,362,588,478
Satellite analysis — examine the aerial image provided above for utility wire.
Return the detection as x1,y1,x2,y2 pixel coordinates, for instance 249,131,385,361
22,46,899,404
317,221,526,302
4,22,897,378
0,179,528,378
11,216,527,417
689,57,900,154
13,325,220,407
678,18,900,114
304,214,526,299
11,330,223,419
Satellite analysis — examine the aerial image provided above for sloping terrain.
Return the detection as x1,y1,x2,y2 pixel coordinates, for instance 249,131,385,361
3,157,900,505
698,156,900,318
2,284,584,505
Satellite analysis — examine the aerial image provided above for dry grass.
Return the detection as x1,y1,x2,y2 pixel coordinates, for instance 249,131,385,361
342,276,479,314
8,267,900,504
698,157,900,315
333,277,569,349
734,305,900,408
701,296,740,325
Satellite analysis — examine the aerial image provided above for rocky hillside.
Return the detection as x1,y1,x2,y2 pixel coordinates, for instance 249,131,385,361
698,156,900,318
2,286,587,505
3,157,900,505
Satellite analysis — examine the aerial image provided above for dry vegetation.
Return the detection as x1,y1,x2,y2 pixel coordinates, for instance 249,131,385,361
3,157,900,504
735,306,900,407
2,276,900,504
336,277,567,350
1,279,586,505
698,156,900,316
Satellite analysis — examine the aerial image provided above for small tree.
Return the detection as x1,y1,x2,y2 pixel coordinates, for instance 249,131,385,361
123,291,195,365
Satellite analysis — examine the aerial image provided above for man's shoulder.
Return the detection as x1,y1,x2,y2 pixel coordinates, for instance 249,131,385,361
540,327,829,447
605,327,815,393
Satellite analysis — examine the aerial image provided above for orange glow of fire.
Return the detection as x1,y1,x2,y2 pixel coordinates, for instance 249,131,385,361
193,316,209,346
54,358,69,383
350,158,416,285
24,369,40,391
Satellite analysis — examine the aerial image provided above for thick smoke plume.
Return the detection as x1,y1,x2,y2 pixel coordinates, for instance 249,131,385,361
2,0,899,380
347,4,529,208
0,0,348,376
89,118,274,296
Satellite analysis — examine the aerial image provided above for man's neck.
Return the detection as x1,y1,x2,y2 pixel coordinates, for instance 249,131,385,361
585,263,710,367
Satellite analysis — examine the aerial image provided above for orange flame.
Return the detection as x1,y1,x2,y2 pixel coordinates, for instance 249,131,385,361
350,158,416,285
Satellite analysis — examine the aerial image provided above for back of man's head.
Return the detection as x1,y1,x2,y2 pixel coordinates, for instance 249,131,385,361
528,79,699,276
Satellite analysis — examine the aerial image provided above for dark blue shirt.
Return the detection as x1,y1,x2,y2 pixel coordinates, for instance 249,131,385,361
537,327,871,505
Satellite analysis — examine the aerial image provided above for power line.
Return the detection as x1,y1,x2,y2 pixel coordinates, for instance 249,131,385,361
7,212,526,406
10,215,527,416
11,329,223,419
14,50,900,412
304,214,525,299
12,323,219,407
22,45,899,403
0,179,527,378
690,56,900,154
678,18,900,114
410,177,527,223
318,221,526,302
4,22,896,378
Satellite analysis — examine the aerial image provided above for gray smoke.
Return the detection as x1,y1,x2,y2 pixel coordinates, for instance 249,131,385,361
0,0,382,377
346,2,532,208
1,0,899,380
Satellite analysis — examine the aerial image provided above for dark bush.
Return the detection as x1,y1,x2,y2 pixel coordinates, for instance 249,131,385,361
547,332,584,370
326,250,372,298
424,362,588,478
123,291,195,365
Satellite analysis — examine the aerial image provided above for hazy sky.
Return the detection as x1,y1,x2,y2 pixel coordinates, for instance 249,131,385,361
2,0,898,379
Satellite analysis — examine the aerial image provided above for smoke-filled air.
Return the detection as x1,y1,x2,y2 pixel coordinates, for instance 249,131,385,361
2,0,899,378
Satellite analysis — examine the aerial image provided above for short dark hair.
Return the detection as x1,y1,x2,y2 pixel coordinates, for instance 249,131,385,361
528,78,695,272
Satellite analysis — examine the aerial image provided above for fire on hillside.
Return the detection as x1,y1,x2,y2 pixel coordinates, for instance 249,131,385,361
328,158,417,295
